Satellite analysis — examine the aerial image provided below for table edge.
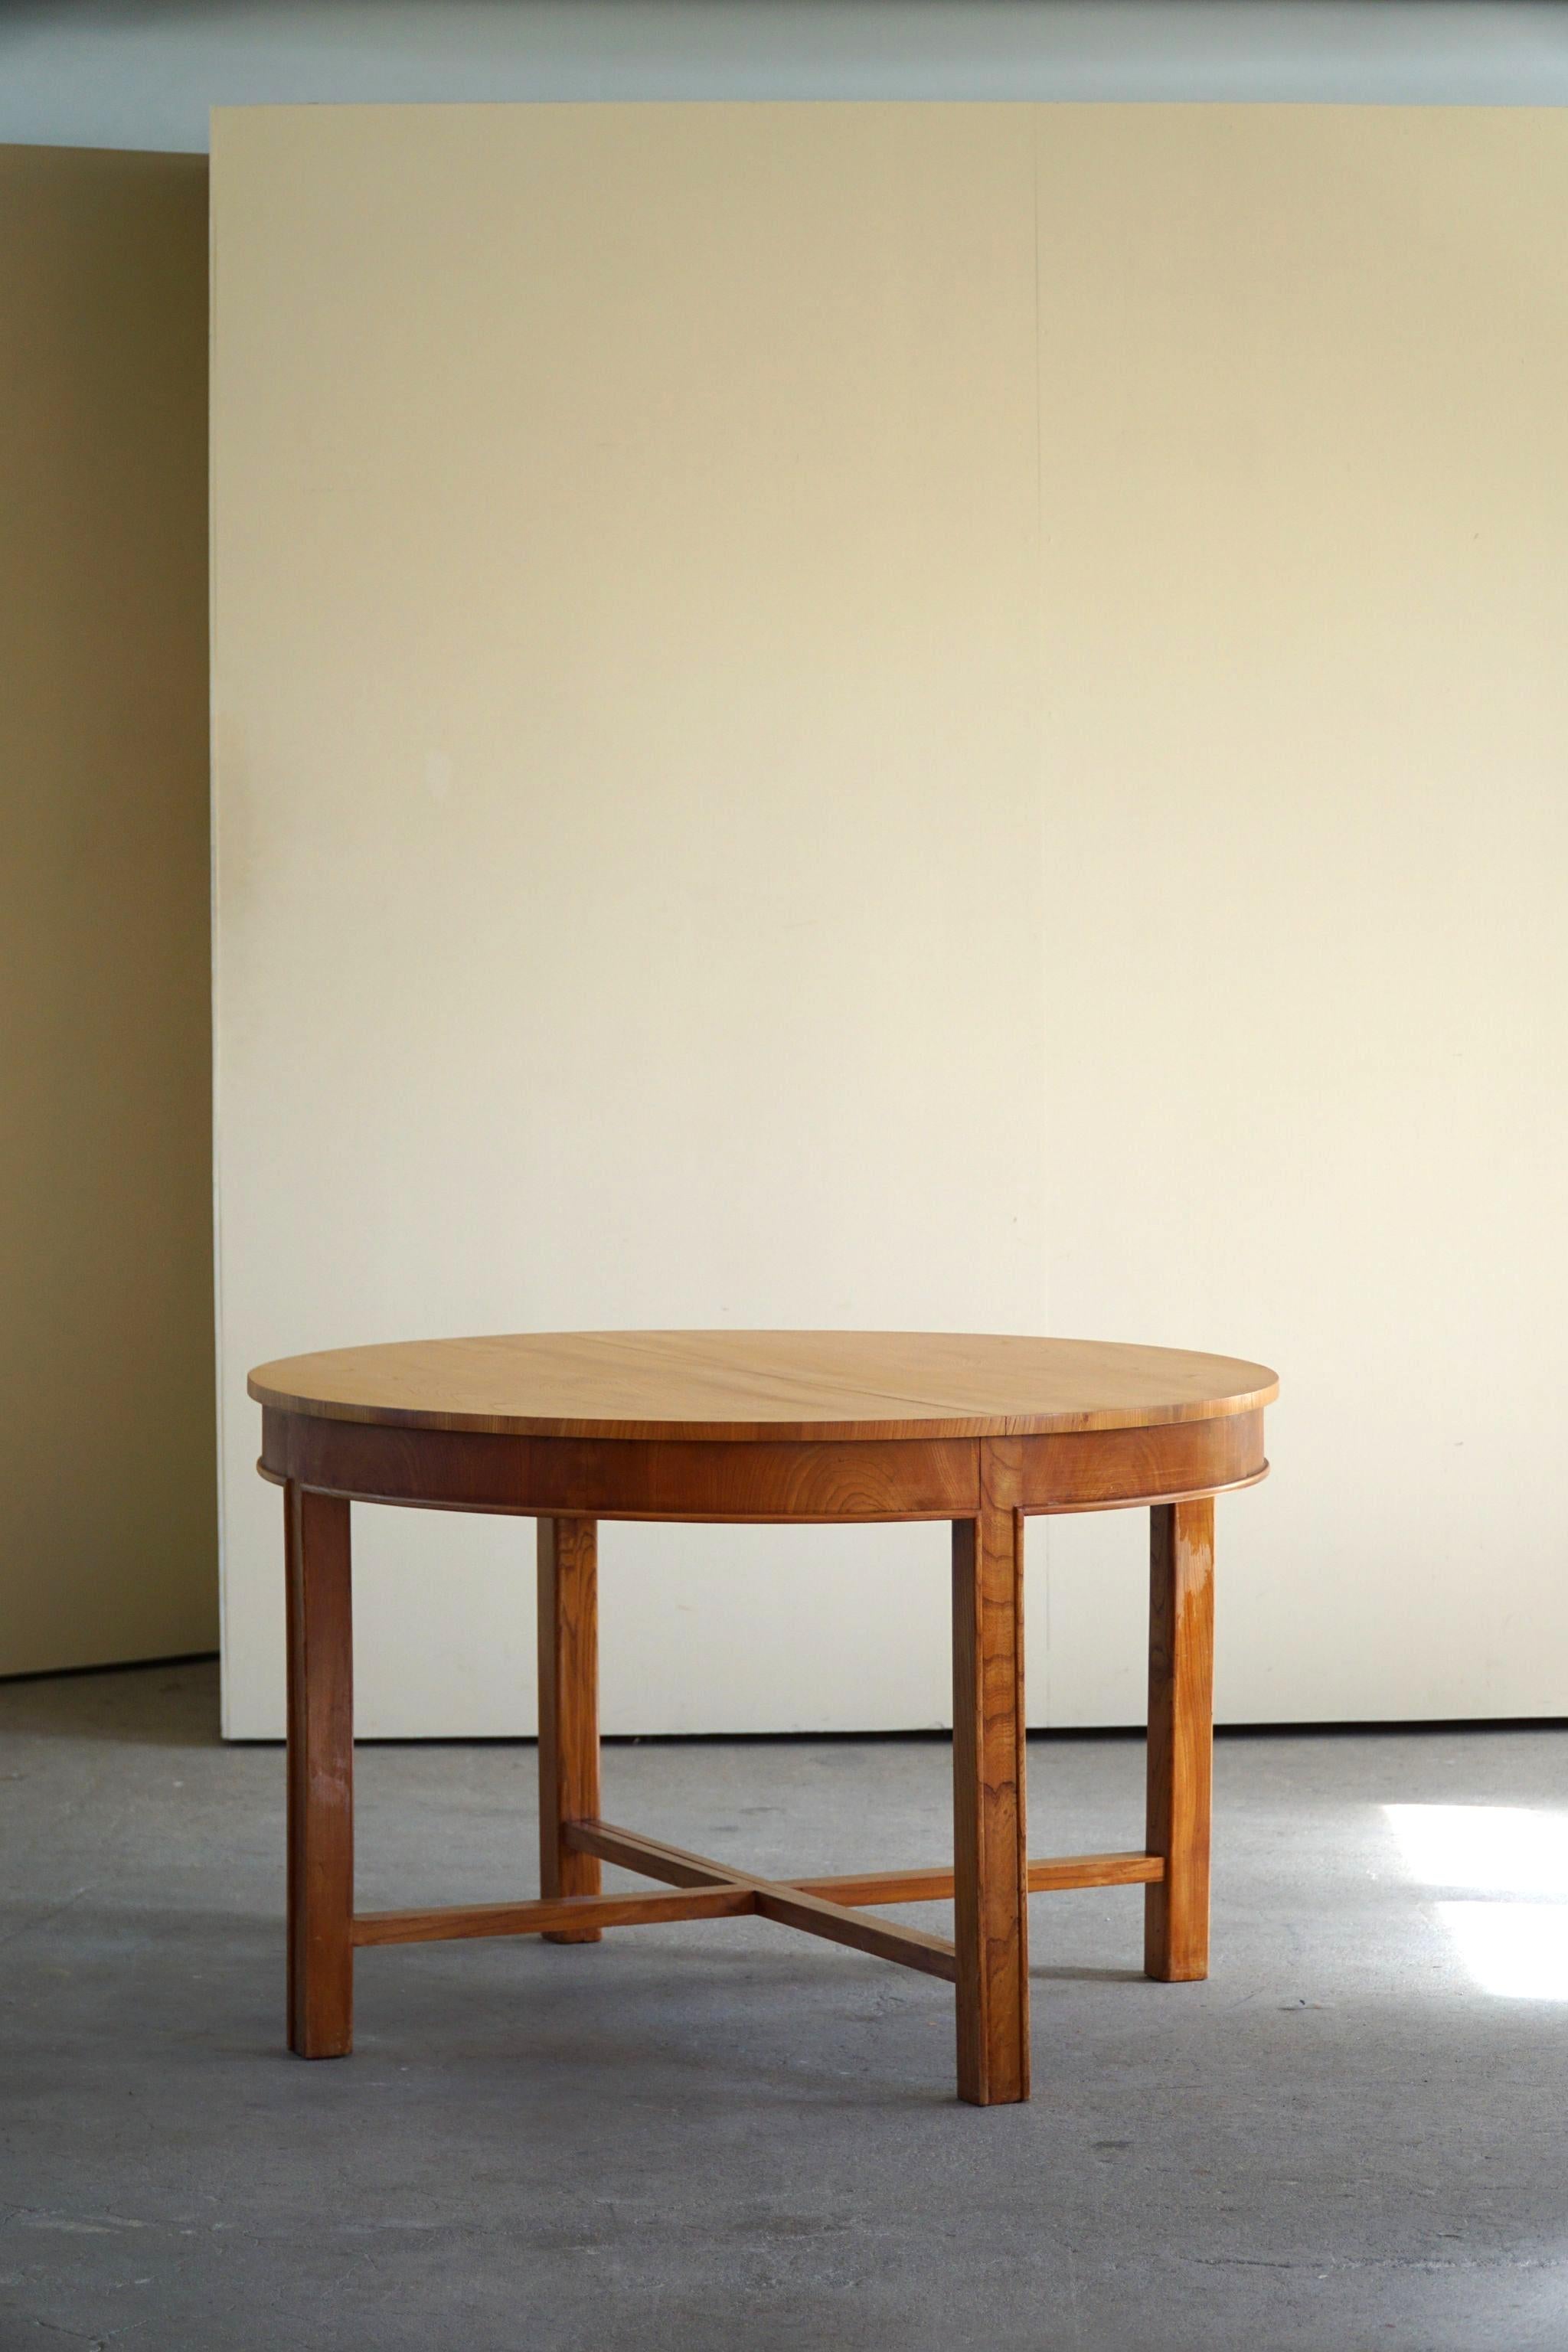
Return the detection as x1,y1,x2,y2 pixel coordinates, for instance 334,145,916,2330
247,1374,1279,1442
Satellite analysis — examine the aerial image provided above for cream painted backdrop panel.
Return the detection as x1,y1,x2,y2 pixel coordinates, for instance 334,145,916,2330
216,102,1568,1739
1034,108,1568,1725
211,103,1047,1736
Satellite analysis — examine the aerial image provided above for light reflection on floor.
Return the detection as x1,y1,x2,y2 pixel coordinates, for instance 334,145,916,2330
1385,1803,1568,1998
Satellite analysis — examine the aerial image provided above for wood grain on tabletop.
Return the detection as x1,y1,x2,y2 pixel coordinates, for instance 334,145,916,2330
249,1329,1279,1442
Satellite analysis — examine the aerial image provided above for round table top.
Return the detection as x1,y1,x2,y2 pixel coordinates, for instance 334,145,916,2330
249,1330,1278,1445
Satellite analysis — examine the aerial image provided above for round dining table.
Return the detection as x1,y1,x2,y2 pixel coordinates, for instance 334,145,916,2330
250,1328,1277,2105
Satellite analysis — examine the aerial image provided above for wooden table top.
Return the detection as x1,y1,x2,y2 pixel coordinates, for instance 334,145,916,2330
249,1331,1278,1445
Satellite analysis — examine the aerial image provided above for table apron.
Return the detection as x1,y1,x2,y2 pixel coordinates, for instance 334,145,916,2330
260,1410,1266,1521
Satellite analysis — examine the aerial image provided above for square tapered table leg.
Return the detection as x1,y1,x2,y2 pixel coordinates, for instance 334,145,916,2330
285,1483,354,2056
1145,1496,1216,1983
537,1516,602,1942
952,1448,1029,2105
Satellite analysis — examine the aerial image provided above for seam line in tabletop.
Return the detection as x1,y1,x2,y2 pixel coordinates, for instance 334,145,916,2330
582,1332,1004,1425
281,1341,965,1431
579,1331,1275,1428
396,1330,936,1420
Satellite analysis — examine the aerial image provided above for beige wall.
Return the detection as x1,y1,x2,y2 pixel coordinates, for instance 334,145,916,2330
0,146,217,1676
212,103,1047,1737
1032,107,1568,1725
212,103,1568,1737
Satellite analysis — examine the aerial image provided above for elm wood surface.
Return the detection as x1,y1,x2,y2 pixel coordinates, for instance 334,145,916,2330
353,1885,755,1947
563,1818,960,1983
536,1518,601,1942
257,1407,1268,1522
256,1329,1276,2105
788,1853,1166,1905
284,1486,352,2060
250,1328,1276,1441
1145,1497,1217,1982
952,1449,1030,2104
345,1850,1168,1946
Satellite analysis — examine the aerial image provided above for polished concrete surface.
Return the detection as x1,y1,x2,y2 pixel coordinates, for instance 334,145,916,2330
3,1661,1566,2350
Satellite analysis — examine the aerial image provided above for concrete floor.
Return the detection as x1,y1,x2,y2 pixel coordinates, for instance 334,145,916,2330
3,1664,1566,2350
